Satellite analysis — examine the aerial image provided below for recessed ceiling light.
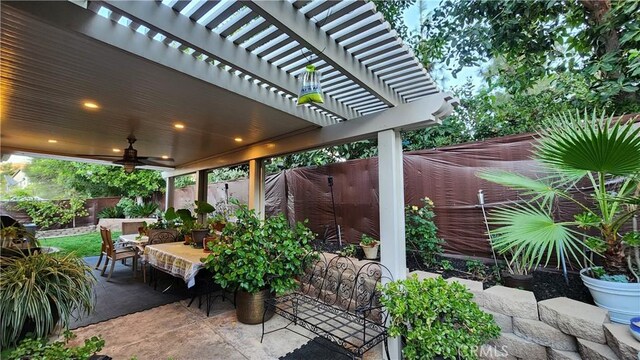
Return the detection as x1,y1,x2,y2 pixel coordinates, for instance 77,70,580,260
234,137,243,142
266,143,276,148
83,101,99,109
112,148,120,152
47,139,58,143
161,155,169,159
174,123,185,129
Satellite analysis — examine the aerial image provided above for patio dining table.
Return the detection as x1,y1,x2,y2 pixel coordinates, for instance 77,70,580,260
143,242,207,288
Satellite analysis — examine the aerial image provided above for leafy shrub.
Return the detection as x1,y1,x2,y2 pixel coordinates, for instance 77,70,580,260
0,253,95,347
9,330,104,360
466,260,487,279
116,198,136,218
204,203,315,295
97,205,124,219
380,276,500,360
127,203,158,218
405,197,444,266
338,244,358,257
14,197,89,229
440,259,454,271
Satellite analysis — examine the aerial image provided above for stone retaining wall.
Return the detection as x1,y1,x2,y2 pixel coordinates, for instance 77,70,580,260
36,225,96,239
410,271,640,360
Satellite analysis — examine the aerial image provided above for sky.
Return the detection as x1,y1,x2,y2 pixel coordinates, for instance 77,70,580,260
402,0,484,91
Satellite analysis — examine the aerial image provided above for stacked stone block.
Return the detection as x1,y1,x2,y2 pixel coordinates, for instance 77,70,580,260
409,271,640,360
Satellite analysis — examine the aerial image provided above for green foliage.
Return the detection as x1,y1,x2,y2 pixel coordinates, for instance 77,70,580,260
439,259,454,271
14,197,89,229
478,110,640,278
405,197,444,267
338,244,358,258
8,330,104,360
420,0,640,108
24,159,164,198
97,205,125,219
204,203,315,295
359,234,378,246
466,260,487,279
380,276,500,360
0,253,96,347
116,198,137,217
127,202,159,218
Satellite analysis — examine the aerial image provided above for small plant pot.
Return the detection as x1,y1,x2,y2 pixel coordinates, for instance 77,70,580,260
191,229,209,247
360,243,379,260
183,234,192,245
501,271,533,291
202,236,216,253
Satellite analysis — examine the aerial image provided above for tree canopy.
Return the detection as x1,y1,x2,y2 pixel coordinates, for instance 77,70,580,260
22,159,165,199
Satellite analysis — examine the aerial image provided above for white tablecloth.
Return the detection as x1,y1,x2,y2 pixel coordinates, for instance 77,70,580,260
143,242,206,288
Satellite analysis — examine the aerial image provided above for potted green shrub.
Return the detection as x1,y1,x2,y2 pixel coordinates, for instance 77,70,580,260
145,207,180,240
380,275,500,359
0,253,96,347
176,201,215,247
477,110,640,323
203,203,314,324
359,234,380,260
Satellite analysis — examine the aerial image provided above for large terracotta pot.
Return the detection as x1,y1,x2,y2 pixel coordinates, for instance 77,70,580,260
235,288,274,324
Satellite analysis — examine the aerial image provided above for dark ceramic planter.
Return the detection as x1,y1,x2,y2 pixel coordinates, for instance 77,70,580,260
501,271,534,291
191,229,209,248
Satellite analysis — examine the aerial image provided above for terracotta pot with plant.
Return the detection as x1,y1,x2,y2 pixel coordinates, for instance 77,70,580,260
203,201,314,324
478,110,640,323
359,234,380,260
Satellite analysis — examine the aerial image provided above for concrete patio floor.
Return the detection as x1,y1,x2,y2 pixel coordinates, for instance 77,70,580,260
67,298,383,360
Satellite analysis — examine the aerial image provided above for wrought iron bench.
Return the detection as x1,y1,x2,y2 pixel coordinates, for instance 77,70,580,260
261,253,393,359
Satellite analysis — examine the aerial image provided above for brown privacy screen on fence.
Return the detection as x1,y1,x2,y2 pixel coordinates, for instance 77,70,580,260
172,132,542,259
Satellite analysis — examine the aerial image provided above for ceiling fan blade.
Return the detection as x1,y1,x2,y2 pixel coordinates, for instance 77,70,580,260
138,156,175,162
138,159,174,168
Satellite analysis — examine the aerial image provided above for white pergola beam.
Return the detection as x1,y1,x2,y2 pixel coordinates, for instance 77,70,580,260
9,1,328,126
164,93,457,177
243,0,403,108
101,1,356,122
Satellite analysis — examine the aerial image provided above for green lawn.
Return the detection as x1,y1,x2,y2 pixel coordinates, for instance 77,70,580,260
40,231,121,258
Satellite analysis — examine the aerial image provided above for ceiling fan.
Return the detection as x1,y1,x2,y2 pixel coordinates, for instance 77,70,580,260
76,135,174,173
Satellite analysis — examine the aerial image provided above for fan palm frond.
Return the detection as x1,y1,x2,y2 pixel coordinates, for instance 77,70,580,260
489,204,586,270
535,110,640,177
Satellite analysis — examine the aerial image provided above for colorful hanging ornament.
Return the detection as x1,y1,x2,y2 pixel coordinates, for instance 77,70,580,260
297,65,324,105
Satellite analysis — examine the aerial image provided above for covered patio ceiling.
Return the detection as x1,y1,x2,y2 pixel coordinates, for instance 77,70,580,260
0,0,455,174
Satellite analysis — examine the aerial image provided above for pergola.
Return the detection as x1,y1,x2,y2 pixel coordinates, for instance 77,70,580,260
1,0,455,355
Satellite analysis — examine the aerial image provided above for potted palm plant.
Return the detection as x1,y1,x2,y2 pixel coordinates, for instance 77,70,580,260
478,110,640,323
0,253,96,347
203,203,314,324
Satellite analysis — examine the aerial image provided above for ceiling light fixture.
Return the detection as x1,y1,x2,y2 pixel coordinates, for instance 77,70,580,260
112,148,120,152
174,123,185,129
234,137,243,142
161,155,169,159
83,101,99,109
47,139,58,143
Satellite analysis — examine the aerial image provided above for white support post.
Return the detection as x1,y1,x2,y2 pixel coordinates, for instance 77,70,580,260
248,159,265,220
164,176,175,211
195,170,208,222
378,129,406,359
